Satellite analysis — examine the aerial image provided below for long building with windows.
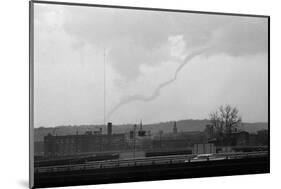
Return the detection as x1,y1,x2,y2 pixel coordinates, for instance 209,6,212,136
44,122,127,157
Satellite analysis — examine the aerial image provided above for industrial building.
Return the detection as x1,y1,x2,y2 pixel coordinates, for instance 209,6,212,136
44,122,127,157
40,121,268,157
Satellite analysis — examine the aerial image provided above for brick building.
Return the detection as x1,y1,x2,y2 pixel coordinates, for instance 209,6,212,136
44,123,127,157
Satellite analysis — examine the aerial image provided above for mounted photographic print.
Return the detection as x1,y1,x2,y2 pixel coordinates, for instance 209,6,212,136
29,1,270,188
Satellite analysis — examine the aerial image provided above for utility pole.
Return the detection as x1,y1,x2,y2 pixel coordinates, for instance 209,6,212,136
159,130,163,150
133,124,137,159
99,128,102,152
103,48,106,127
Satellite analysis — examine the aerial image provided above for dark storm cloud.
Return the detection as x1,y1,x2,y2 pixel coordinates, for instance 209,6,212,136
34,4,268,126
208,19,268,56
62,7,267,80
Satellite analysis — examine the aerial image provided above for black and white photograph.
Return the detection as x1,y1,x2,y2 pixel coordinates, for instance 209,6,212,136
30,1,269,188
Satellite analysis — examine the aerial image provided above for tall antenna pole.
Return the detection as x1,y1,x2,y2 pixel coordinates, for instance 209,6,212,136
104,48,106,126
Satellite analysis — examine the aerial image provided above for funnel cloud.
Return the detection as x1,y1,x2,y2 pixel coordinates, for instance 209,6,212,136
34,4,268,127
107,47,209,119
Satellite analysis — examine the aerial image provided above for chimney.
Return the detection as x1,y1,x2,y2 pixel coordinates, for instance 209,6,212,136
107,122,112,136
140,119,142,130
173,121,177,134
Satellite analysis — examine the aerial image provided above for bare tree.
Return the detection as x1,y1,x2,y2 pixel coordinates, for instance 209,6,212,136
210,105,242,137
209,111,223,136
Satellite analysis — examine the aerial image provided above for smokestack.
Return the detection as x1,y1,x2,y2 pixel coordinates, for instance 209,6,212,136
107,122,112,136
173,121,177,134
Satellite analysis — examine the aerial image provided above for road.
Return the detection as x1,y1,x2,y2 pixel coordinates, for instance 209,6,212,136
34,151,269,188
35,151,268,173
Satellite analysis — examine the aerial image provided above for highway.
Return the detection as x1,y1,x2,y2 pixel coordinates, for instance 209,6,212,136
35,151,268,173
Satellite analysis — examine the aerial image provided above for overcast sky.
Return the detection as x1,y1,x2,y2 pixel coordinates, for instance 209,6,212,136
34,3,268,127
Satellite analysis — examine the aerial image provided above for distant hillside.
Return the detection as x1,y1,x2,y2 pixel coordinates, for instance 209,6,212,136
34,119,268,141
239,122,269,133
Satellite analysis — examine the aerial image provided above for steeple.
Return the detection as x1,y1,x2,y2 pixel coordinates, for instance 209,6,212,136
138,119,146,136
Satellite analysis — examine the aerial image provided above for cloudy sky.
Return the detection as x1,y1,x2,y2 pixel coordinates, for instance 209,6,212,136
33,3,268,127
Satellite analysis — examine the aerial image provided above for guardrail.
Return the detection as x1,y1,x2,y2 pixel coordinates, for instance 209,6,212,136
35,151,268,173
